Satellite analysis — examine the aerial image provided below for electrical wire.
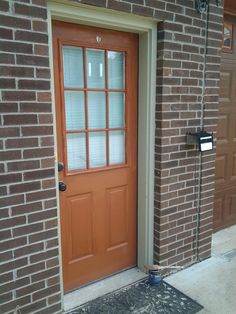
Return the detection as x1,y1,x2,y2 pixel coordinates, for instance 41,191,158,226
194,0,211,262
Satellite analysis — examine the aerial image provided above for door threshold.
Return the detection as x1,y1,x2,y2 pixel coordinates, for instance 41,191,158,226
63,267,147,312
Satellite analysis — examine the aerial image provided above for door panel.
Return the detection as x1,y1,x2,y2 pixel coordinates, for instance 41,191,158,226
214,15,236,230
53,21,138,291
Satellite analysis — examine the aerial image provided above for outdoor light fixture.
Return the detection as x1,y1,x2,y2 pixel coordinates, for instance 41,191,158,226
186,131,213,152
195,0,221,13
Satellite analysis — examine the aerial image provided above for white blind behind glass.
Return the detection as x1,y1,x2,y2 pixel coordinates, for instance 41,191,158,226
89,132,106,168
109,131,125,165
86,49,105,88
63,46,84,88
108,51,124,89
108,92,125,128
88,92,106,129
64,91,85,130
67,133,86,170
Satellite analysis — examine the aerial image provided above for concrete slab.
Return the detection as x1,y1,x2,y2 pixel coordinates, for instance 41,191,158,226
63,267,147,312
165,224,236,314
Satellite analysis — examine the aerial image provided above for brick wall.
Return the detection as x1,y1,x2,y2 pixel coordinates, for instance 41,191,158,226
0,0,223,313
0,0,61,313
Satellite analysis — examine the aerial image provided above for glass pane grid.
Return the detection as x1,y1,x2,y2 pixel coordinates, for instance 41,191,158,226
63,45,126,172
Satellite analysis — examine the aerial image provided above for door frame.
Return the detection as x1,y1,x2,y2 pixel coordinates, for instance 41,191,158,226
47,0,157,302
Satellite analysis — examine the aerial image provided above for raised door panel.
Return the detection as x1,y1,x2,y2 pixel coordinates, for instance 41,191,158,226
219,71,232,101
216,115,229,141
106,186,128,250
67,193,94,263
228,192,236,218
214,196,224,229
215,154,227,186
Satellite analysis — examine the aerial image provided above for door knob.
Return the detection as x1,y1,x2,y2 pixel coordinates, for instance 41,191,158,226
59,181,67,192
58,162,64,172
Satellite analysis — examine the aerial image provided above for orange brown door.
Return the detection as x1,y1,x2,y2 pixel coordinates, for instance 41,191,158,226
214,15,236,231
53,21,138,292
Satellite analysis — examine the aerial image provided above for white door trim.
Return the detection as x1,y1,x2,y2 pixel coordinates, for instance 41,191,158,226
47,0,157,305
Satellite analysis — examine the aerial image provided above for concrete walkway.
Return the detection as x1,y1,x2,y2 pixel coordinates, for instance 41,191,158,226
165,225,236,314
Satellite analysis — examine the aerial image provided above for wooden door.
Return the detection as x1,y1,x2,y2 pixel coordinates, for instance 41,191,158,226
53,21,138,292
214,15,236,230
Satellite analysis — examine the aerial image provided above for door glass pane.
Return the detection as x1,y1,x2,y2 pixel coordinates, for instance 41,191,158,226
108,51,125,89
67,133,86,170
108,92,125,128
88,92,106,129
86,49,105,88
109,131,125,165
63,46,84,88
64,91,85,130
89,132,106,168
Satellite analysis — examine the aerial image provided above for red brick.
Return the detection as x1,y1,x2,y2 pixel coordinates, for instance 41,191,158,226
0,253,14,268
107,0,131,12
0,65,34,77
22,126,53,136
32,267,59,283
0,292,13,304
48,292,61,304
37,91,51,102
0,186,7,195
40,136,54,146
20,102,51,112
32,284,60,301
0,53,15,64
19,79,50,90
0,14,31,29
2,91,36,101
14,3,47,19
0,0,9,11
16,281,45,298
38,113,53,124
23,147,54,159
36,68,50,78
6,138,39,149
4,114,38,125
15,30,48,43
17,54,49,66
42,178,55,189
13,222,43,237
0,41,32,54
8,160,40,172
19,300,47,314
0,103,18,113
29,229,57,244
33,20,48,32
10,181,41,194
41,158,55,168
0,173,22,184
0,230,12,241
0,236,27,252
34,44,49,56
0,277,29,295
0,27,13,39
81,0,106,7
24,168,54,180
17,261,45,278
28,209,57,223
0,194,24,208
0,150,21,161
14,242,44,258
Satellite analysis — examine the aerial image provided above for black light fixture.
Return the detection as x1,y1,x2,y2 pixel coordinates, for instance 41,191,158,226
195,0,221,14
